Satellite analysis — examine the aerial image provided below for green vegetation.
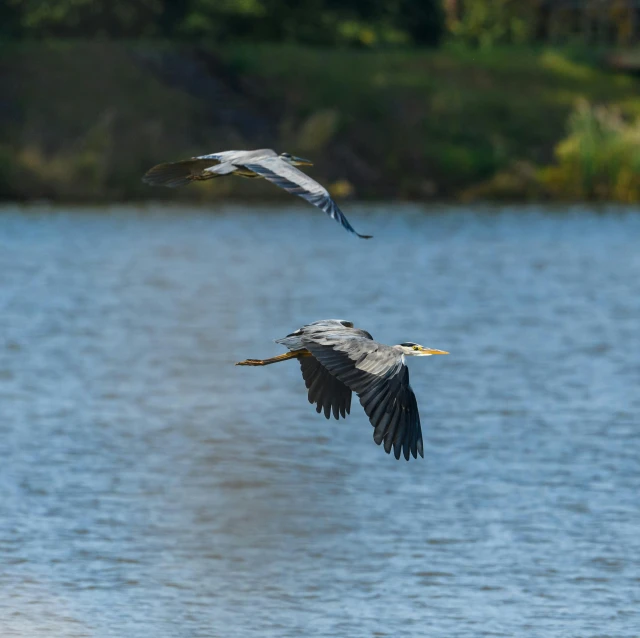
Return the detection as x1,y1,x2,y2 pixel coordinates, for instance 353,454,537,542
5,1,633,48
2,40,640,202
3,1,640,203
539,100,640,202
221,43,640,200
448,0,541,48
1,0,444,47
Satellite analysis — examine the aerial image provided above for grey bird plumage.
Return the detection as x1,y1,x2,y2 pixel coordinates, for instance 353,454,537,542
236,319,449,460
143,149,371,238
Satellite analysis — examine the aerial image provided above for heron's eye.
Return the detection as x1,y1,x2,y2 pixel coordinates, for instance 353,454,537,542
413,346,419,351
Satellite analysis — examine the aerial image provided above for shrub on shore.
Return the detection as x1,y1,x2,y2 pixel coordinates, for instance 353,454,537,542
539,100,640,202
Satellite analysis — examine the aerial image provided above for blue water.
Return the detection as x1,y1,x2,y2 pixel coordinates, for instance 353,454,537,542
1,203,639,637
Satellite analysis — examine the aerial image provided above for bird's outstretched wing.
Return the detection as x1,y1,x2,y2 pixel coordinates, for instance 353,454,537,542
288,322,423,460
142,150,268,187
299,356,352,420
242,158,372,239
142,153,228,187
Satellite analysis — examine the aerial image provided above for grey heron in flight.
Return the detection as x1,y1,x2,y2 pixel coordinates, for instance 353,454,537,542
143,149,372,238
236,319,448,460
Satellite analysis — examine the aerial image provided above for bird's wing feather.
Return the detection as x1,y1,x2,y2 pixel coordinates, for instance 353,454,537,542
242,157,372,239
142,150,276,187
298,329,423,460
220,149,278,163
142,153,229,187
299,356,352,420
275,319,372,351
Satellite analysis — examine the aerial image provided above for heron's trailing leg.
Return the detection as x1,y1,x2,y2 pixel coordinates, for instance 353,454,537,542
236,349,310,366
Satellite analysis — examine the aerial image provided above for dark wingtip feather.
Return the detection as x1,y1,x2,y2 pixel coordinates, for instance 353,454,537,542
299,355,352,424
142,162,193,188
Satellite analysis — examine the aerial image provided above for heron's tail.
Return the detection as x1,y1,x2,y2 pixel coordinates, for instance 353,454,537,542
236,349,310,366
142,160,225,188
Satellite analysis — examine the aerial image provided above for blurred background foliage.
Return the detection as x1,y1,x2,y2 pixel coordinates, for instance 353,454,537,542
5,0,639,48
540,99,640,202
2,0,445,47
447,0,540,48
2,0,640,202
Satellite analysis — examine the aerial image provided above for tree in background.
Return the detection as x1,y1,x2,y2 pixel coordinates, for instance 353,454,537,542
3,0,445,47
5,0,164,37
446,0,540,47
396,0,445,46
0,0,22,38
445,0,640,47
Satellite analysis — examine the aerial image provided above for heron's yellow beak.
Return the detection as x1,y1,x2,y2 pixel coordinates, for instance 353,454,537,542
292,156,313,166
421,347,449,355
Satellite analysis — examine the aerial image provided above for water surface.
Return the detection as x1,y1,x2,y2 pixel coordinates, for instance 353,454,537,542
1,204,639,637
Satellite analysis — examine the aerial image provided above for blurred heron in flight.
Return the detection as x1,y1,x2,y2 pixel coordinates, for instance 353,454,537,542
236,320,449,460
143,149,372,238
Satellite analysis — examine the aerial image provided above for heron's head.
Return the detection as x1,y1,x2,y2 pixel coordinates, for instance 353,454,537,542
279,152,313,167
397,342,449,357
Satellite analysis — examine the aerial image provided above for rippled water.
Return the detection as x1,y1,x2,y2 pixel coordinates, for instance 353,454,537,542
1,203,639,637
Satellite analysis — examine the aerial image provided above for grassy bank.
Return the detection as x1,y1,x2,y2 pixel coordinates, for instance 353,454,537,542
2,41,640,202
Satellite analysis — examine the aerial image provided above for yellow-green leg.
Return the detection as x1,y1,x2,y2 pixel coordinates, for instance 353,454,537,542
236,349,310,366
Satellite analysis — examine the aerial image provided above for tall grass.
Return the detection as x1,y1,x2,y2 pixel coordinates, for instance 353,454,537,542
539,99,640,202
